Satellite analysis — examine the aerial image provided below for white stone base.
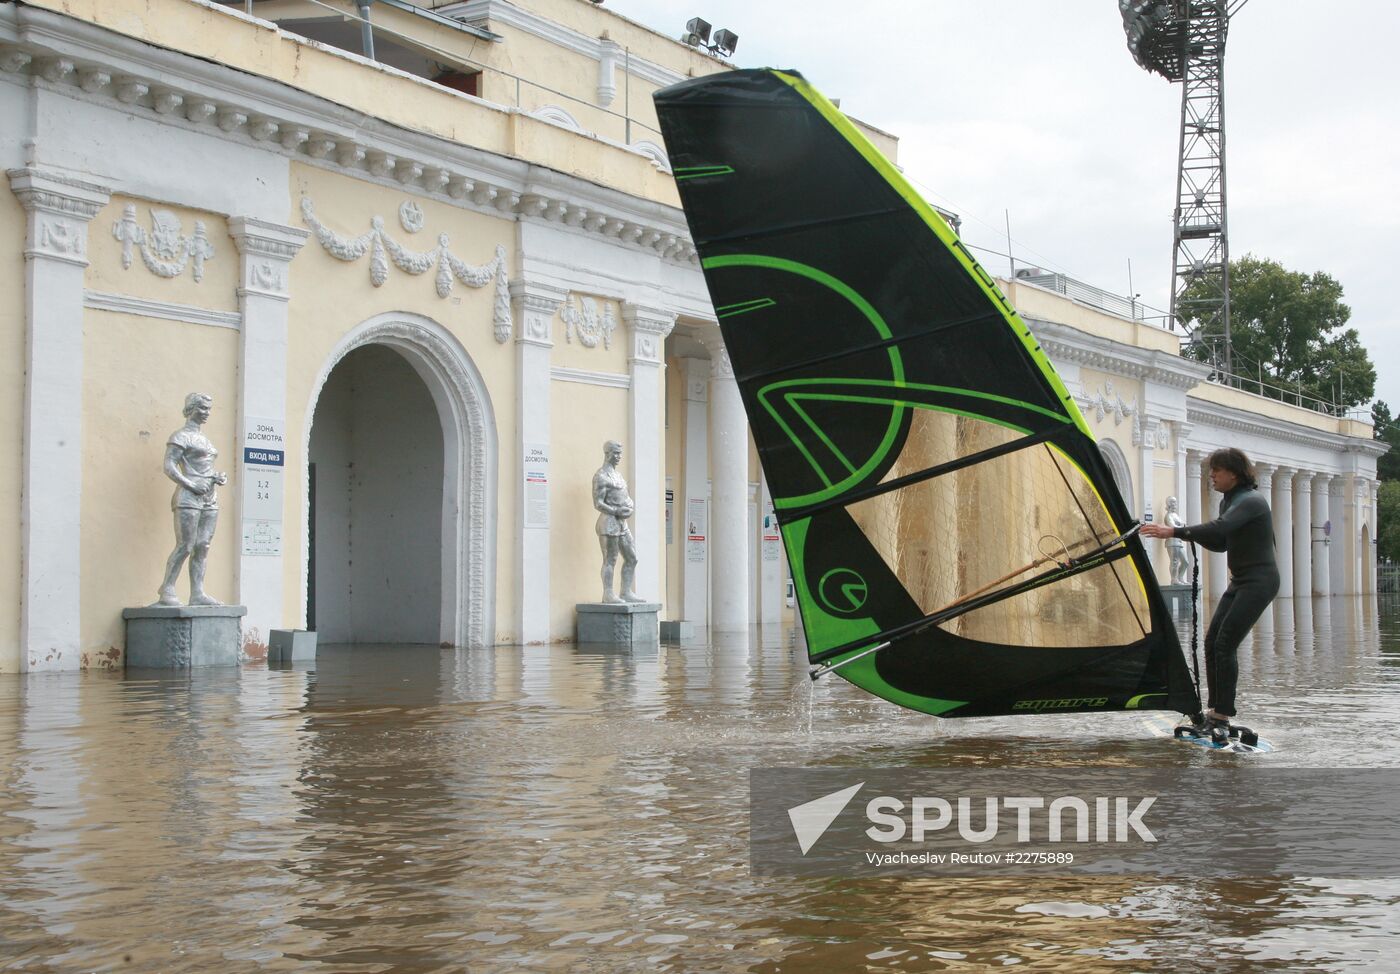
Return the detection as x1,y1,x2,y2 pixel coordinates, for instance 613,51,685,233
122,605,247,668
576,602,660,645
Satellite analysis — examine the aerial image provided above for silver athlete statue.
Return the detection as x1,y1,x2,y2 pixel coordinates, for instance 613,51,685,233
593,439,644,604
1164,495,1189,586
155,393,228,606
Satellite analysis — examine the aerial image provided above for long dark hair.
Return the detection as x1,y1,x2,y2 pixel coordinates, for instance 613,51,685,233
1207,447,1257,489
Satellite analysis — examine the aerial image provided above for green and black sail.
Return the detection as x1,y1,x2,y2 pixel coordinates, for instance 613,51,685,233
655,68,1199,718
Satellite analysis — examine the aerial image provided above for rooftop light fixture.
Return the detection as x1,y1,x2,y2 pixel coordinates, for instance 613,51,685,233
682,17,737,58
683,17,711,47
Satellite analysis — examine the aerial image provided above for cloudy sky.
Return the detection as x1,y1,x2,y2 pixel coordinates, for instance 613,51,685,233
613,1,1398,410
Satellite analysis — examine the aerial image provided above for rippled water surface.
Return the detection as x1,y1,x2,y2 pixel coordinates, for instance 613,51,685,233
1,596,1397,972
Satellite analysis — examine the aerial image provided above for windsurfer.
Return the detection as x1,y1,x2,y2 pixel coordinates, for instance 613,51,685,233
1141,448,1279,743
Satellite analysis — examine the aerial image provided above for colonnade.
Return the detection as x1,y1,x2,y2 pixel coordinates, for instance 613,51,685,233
1186,450,1382,599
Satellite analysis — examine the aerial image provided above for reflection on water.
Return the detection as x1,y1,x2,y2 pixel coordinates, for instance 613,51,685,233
0,597,1396,972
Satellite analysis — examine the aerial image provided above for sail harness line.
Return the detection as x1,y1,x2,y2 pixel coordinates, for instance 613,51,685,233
777,423,1074,525
807,523,1144,680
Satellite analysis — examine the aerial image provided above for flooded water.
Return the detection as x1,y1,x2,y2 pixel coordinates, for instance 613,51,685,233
1,596,1396,972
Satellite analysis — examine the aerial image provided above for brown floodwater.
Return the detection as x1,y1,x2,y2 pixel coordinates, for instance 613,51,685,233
1,596,1396,973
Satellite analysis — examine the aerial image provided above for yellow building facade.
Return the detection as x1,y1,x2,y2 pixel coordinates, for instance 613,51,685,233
0,0,1382,673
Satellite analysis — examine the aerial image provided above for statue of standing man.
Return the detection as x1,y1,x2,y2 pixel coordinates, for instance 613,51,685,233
1164,495,1189,586
593,440,644,604
155,393,228,606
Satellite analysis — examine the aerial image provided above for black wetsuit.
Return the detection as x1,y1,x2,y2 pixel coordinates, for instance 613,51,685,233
1173,484,1279,718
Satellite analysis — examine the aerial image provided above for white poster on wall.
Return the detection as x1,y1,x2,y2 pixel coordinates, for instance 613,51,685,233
761,500,781,562
686,497,707,564
524,442,550,528
665,488,674,545
242,416,284,556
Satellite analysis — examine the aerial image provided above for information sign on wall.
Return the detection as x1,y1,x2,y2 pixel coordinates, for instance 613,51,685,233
524,442,550,528
242,416,284,556
686,497,707,564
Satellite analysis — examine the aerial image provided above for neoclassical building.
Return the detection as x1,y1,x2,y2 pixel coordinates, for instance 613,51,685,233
0,0,1382,673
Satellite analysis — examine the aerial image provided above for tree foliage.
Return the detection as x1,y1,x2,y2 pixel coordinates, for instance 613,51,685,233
1373,400,1400,483
1184,254,1376,410
1379,481,1400,568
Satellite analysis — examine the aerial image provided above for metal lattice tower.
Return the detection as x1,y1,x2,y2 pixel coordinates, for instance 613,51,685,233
1121,0,1241,376
1170,2,1230,374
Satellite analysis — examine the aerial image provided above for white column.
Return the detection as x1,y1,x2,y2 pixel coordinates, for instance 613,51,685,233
1255,462,1273,500
1292,472,1312,600
622,303,676,606
1371,480,1381,596
1137,416,1160,579
680,357,710,624
229,218,308,646
1329,477,1347,596
1271,467,1294,599
1312,473,1331,596
1173,423,1191,524
8,168,111,673
1340,474,1359,596
1185,450,1203,589
707,339,750,631
1197,454,1226,601
510,280,564,643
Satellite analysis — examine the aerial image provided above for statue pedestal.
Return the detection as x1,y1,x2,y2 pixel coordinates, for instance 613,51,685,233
122,604,247,668
576,602,661,646
1160,584,1195,620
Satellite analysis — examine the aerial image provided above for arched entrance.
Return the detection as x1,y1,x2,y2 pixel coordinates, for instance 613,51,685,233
304,313,498,648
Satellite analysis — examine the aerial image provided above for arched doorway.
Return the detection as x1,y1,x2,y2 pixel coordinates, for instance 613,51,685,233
309,345,442,643
304,313,498,648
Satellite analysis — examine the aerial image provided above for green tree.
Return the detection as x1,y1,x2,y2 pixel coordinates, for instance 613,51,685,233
1379,481,1400,568
1184,255,1376,409
1373,400,1400,483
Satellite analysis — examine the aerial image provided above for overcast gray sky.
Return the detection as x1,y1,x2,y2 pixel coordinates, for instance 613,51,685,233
615,1,1399,411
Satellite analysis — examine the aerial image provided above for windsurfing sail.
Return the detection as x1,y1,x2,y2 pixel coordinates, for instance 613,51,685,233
654,69,1200,718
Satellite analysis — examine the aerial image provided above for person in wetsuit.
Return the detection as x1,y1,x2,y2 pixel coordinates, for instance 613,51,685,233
1141,448,1279,742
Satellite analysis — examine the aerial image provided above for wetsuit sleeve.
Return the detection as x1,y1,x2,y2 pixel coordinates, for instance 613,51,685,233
1174,497,1256,552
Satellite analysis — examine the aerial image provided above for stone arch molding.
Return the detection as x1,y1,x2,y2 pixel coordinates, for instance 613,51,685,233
304,312,499,649
1097,438,1134,511
530,105,584,132
630,140,671,172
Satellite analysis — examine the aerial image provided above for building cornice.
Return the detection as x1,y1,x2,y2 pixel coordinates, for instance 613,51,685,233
1027,317,1208,391
1186,399,1388,459
0,4,698,264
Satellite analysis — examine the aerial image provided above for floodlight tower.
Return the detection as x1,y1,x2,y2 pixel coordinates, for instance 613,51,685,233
1121,0,1246,378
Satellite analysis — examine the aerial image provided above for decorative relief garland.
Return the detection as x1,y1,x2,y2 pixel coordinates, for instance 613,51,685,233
300,197,513,343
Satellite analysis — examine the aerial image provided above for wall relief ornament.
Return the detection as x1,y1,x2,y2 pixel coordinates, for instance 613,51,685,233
398,200,424,233
300,196,513,342
1130,409,1171,451
112,204,216,282
1078,379,1134,426
560,294,616,349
